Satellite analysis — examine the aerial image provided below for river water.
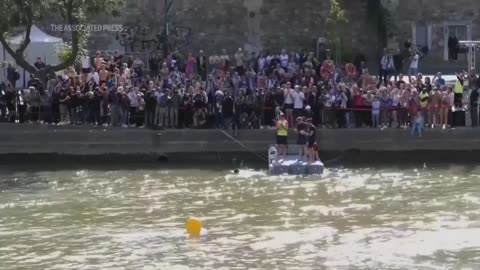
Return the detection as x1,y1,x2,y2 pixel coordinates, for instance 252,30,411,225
0,166,479,270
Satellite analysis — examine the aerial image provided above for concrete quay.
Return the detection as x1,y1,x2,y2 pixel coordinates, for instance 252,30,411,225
0,124,479,165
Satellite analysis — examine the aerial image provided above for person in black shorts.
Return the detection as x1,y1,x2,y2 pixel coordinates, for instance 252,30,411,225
295,116,307,161
276,112,289,160
305,117,317,163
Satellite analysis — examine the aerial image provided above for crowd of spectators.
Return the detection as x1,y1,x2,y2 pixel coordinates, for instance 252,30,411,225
1,46,478,130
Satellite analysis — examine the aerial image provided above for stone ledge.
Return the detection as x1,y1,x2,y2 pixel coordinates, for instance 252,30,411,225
0,124,479,157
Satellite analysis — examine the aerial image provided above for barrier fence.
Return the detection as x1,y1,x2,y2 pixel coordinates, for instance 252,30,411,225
172,104,466,111
3,97,470,127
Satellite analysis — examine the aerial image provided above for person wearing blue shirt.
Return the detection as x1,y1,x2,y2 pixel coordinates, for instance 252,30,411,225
371,96,381,128
411,111,424,137
433,72,446,87
106,77,115,89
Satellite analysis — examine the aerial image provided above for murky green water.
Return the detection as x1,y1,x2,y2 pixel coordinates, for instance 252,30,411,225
0,167,479,270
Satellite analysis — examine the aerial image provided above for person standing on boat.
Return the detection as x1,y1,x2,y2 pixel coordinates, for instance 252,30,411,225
276,112,288,160
295,116,307,161
305,117,317,163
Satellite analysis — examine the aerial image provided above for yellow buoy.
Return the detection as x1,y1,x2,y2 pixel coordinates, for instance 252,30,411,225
186,217,202,236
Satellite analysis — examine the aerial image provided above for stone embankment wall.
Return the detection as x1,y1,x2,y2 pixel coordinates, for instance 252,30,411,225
86,0,379,61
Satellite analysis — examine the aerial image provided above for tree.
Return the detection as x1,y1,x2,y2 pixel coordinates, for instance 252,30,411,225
326,0,350,63
0,0,122,80
367,0,389,49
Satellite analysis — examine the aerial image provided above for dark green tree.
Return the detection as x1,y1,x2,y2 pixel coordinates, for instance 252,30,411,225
326,0,350,63
0,0,122,79
367,0,389,49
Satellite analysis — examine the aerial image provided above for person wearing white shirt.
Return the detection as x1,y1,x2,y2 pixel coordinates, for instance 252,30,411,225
128,88,140,107
280,49,289,69
291,85,305,119
87,69,100,86
81,55,91,74
234,48,245,75
219,49,230,69
284,82,294,125
380,48,394,85
390,88,401,127
409,52,419,76
322,92,336,128
258,54,266,73
127,88,140,126
122,63,130,84
266,54,274,65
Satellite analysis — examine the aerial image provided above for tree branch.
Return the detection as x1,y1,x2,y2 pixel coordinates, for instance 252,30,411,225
0,34,36,74
15,22,33,55
13,0,33,55
2,0,119,76
48,0,79,71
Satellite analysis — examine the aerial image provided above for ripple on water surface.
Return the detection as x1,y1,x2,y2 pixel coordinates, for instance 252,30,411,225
0,166,479,270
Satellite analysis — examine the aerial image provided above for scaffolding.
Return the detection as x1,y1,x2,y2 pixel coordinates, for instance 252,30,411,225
459,40,480,72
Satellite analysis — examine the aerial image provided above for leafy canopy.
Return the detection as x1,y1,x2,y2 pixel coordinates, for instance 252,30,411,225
326,0,350,62
0,0,122,75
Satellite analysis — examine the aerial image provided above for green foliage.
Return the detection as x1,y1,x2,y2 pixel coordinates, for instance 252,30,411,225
55,26,90,66
327,0,348,27
56,38,88,66
326,0,350,63
0,0,123,76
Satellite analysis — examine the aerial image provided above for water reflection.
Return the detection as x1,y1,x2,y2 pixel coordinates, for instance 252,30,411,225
0,167,479,269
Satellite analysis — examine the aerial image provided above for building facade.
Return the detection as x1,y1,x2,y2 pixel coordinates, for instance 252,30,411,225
395,0,480,72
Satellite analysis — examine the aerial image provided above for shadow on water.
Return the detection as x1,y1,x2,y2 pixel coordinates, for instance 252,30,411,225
0,150,479,174
0,150,479,191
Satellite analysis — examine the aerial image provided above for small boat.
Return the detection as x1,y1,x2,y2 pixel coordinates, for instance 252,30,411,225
268,145,324,175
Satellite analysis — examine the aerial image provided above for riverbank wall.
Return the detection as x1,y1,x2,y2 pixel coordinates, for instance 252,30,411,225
1,124,480,167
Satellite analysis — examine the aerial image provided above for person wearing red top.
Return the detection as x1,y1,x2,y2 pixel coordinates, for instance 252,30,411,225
353,88,364,127
320,55,335,80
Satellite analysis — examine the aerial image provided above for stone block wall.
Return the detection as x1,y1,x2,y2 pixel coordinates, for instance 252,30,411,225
83,0,380,65
29,0,480,73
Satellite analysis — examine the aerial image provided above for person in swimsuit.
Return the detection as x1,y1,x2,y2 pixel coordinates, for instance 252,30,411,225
98,65,109,87
295,116,307,161
94,51,104,72
305,118,317,163
442,87,454,129
312,143,320,162
431,87,443,128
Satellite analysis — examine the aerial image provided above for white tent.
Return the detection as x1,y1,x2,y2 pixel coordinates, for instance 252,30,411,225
9,25,63,45
1,25,63,88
